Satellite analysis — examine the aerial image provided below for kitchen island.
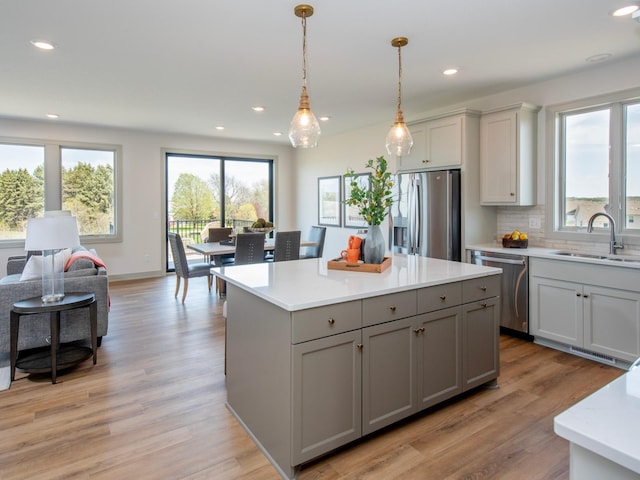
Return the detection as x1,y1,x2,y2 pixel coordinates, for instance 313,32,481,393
213,254,502,479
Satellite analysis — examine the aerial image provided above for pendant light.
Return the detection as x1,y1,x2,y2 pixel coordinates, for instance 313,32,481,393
289,4,321,148
385,37,413,157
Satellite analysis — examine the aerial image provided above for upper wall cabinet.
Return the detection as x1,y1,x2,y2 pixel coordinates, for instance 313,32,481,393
397,109,480,172
480,103,540,205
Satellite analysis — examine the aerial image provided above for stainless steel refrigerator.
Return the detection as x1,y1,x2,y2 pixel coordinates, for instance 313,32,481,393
390,169,461,261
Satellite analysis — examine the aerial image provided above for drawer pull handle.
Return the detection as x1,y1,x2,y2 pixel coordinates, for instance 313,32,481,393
357,344,363,351
583,294,589,298
328,318,335,325
413,327,425,334
576,293,582,297
440,295,446,300
480,286,487,292
389,305,397,312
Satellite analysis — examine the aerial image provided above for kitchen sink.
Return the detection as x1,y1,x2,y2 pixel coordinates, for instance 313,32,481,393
550,251,640,263
551,251,608,259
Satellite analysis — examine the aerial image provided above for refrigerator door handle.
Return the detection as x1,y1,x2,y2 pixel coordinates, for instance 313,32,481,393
408,177,421,254
407,177,416,253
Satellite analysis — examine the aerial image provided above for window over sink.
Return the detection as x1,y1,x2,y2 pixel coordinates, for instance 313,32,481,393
547,88,640,246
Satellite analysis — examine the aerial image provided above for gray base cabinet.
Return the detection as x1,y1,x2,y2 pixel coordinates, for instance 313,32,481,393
226,274,500,479
530,258,640,364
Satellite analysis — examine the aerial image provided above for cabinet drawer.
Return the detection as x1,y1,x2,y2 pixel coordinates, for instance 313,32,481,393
363,291,416,327
462,275,500,303
292,301,362,344
417,282,462,313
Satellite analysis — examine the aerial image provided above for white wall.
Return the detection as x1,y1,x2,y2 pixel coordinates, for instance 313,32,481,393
0,119,296,278
293,54,640,257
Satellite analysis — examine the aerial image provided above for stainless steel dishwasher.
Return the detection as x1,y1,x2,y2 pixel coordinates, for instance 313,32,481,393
469,249,529,337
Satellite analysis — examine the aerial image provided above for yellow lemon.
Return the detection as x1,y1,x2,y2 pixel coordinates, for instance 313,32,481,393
511,230,520,238
511,233,520,240
520,233,528,240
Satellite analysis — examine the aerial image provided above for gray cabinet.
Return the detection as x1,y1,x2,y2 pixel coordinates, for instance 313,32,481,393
530,258,640,364
397,110,480,172
462,296,500,390
292,329,362,465
480,103,539,205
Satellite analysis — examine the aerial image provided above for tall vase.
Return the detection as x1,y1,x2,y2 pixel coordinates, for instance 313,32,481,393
364,224,385,264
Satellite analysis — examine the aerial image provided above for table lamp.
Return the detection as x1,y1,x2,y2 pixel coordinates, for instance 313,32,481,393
24,212,80,303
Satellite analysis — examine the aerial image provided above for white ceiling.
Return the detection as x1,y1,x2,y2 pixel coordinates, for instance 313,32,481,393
2,1,640,145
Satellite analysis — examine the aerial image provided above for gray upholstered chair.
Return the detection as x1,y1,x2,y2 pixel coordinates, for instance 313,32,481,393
168,232,212,303
300,226,326,259
272,230,301,262
234,233,266,265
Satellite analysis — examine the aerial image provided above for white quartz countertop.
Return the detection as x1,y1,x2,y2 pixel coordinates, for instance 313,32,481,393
467,243,640,269
554,366,637,473
212,254,501,311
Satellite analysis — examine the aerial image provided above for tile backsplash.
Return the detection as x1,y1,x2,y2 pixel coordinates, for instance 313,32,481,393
495,205,640,256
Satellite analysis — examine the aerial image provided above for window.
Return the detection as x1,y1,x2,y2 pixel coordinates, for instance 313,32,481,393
548,88,640,245
165,151,274,270
0,139,121,245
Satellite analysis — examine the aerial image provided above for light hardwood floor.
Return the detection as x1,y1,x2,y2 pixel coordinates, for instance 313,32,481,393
0,275,624,479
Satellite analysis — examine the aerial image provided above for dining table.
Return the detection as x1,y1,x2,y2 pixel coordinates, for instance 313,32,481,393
187,238,317,265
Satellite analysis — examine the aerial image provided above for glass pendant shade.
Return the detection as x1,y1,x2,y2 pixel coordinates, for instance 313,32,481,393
289,86,321,148
385,111,413,157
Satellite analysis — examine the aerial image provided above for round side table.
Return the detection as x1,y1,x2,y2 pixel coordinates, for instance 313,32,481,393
10,292,97,384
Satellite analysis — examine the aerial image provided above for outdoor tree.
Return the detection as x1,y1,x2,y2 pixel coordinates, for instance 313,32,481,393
172,173,215,220
63,162,113,234
0,167,43,229
208,173,251,220
250,179,270,220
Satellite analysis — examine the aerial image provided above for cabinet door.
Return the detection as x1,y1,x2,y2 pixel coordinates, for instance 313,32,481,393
396,116,462,171
362,317,417,435
462,297,500,391
480,110,517,204
530,276,583,346
292,330,362,464
425,115,463,168
415,306,462,409
584,285,640,363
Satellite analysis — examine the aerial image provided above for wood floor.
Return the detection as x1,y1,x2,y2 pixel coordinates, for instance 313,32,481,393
0,275,624,479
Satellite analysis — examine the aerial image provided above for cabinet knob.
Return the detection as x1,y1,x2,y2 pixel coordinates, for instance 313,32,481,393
327,318,335,325
576,293,582,297
413,327,426,334
481,303,488,308
480,286,487,291
389,305,397,312
422,159,430,164
440,295,446,301
357,343,363,351
583,294,589,298
510,192,515,196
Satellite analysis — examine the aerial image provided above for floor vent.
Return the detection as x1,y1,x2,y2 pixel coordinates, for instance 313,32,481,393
570,346,617,366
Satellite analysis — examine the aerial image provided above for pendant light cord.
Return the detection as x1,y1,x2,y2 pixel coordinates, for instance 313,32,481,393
396,44,403,112
301,14,308,89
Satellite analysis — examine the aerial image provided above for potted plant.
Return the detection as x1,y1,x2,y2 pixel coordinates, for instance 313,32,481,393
344,156,394,264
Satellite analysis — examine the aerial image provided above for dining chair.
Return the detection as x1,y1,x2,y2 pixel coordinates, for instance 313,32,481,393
300,226,326,259
271,230,301,262
234,233,266,265
207,227,233,243
168,232,212,303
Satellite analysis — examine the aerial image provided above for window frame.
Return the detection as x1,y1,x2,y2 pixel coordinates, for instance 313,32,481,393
0,136,123,248
545,87,640,248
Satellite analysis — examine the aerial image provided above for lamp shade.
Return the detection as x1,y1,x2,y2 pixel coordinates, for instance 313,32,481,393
24,215,80,251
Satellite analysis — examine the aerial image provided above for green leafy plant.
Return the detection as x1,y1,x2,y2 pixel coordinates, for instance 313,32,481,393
344,156,394,226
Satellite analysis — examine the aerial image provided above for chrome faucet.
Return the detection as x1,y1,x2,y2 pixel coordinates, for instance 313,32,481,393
587,212,624,255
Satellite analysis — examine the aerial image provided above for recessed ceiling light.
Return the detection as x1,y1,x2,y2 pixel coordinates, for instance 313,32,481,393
252,106,265,112
273,132,283,137
586,53,612,63
612,5,639,16
215,125,225,130
443,68,459,76
46,113,59,119
30,39,55,50
319,116,330,122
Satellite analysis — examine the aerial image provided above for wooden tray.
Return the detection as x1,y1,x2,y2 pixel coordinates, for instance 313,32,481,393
327,256,391,273
502,238,528,248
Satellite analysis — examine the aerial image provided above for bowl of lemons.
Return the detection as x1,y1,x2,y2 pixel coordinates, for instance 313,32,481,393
502,230,528,248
